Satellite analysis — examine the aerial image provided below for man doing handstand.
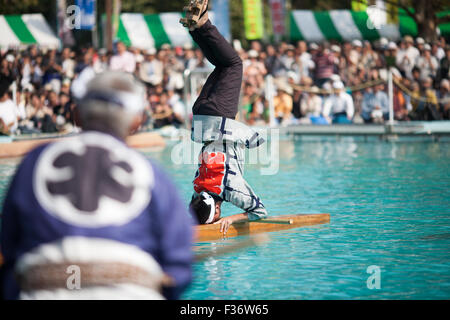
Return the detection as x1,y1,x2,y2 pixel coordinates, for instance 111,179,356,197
182,0,268,234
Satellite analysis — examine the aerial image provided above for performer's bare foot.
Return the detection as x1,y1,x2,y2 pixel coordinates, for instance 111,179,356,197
180,0,209,31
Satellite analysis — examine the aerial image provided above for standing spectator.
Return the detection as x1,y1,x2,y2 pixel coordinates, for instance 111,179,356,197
415,44,438,80
140,48,163,86
20,54,33,88
437,45,450,83
110,41,136,73
295,41,315,79
61,47,75,80
264,45,285,77
397,35,420,80
0,72,193,300
313,45,335,88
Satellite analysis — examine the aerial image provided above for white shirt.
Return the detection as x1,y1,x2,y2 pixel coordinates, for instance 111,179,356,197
0,99,19,133
323,92,354,118
110,51,136,73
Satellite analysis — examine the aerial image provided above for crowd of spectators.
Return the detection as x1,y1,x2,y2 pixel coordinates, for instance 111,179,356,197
239,35,450,126
0,34,449,135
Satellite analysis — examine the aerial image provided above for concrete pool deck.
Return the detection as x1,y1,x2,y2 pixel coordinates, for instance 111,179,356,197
275,121,450,142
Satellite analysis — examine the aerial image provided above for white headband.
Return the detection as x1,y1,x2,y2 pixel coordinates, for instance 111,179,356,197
82,90,146,114
201,192,216,224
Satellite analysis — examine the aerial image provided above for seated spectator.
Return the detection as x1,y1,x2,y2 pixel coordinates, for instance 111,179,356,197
28,92,57,133
152,91,179,129
241,83,267,125
410,77,441,120
436,79,450,119
0,79,19,135
273,81,293,126
299,86,327,124
167,89,186,127
323,81,354,124
361,84,389,123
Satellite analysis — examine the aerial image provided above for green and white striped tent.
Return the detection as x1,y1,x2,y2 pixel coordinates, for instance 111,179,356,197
115,10,449,48
115,12,209,49
0,14,60,48
290,9,450,42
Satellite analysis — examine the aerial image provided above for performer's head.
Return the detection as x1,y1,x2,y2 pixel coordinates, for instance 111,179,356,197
75,71,146,139
189,191,222,224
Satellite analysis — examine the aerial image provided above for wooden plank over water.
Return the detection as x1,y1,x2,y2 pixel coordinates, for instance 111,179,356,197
195,213,330,242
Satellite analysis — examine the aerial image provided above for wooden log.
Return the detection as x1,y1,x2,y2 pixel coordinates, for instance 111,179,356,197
195,213,330,242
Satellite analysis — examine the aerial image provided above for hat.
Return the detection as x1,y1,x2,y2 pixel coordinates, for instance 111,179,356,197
135,54,144,63
331,45,341,53
330,74,341,82
275,79,293,95
333,81,345,90
286,44,295,51
248,50,258,58
352,40,363,47
183,42,193,50
161,43,171,50
403,35,414,43
5,54,14,63
424,44,431,51
62,78,71,86
310,86,320,94
23,83,34,92
416,37,425,45
379,37,389,47
287,71,299,83
388,41,397,50
309,43,319,50
145,47,157,55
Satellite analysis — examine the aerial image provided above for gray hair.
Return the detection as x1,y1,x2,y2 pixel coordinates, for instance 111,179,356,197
77,71,146,138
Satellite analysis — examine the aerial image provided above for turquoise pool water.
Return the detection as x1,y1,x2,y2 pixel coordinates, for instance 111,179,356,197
1,138,449,299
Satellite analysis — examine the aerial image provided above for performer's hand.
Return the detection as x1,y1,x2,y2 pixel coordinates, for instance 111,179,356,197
214,217,234,235
213,213,249,235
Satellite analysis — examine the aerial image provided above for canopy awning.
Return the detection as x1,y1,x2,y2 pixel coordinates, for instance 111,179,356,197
0,14,60,49
290,9,450,42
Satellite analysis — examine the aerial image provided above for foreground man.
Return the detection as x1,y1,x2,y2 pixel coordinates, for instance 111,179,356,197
182,0,267,233
0,72,193,300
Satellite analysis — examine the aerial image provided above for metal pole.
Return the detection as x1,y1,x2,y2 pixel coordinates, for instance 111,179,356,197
92,0,98,48
105,0,113,52
183,69,191,129
265,75,276,127
388,67,394,124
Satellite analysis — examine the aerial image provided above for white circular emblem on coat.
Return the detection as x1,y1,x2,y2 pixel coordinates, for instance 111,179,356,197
33,132,153,228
